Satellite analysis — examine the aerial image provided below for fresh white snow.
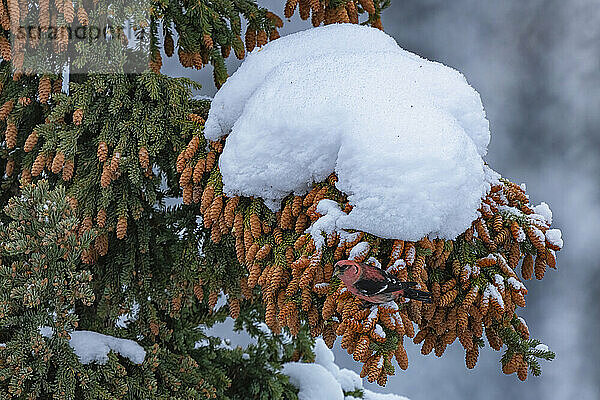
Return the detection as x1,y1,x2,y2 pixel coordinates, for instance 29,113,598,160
500,203,562,245
545,228,564,249
386,259,406,274
39,327,145,365
283,362,345,400
373,324,386,339
349,242,371,261
535,343,550,352
283,338,410,400
204,24,493,241
507,276,527,291
68,331,146,365
307,199,352,248
483,284,504,309
533,202,553,224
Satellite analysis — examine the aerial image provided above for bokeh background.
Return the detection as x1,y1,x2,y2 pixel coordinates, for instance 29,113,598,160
164,1,600,398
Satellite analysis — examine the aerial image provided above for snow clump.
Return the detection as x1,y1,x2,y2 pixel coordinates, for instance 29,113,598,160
283,338,410,400
205,24,492,240
39,327,146,365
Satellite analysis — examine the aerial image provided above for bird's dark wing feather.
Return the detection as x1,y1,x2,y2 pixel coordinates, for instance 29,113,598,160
354,268,417,296
354,279,391,296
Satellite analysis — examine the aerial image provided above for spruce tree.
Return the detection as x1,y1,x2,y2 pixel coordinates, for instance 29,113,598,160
0,0,559,399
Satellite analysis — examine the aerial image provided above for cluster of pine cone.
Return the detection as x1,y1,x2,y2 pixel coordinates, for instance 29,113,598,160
178,132,561,386
244,12,284,53
0,0,91,74
0,75,62,180
284,0,383,29
21,117,158,264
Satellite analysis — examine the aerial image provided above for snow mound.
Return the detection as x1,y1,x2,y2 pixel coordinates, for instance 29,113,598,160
39,327,145,365
283,363,345,400
205,24,492,240
283,338,410,400
205,24,401,141
68,331,146,365
314,338,362,393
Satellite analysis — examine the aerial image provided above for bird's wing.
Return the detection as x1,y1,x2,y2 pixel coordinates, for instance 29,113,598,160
354,278,392,296
355,263,417,296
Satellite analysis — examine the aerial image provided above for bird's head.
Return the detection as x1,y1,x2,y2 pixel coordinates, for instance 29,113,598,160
333,260,360,281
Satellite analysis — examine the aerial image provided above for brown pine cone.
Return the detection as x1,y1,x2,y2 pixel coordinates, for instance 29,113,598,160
0,100,13,120
53,78,62,94
97,141,108,162
256,30,268,47
182,184,193,205
62,160,75,181
63,0,74,23
346,1,358,23
31,153,46,176
184,136,199,159
358,0,376,14
97,208,107,228
5,121,17,149
522,253,533,280
116,216,127,239
0,36,11,61
21,168,31,183
250,213,262,239
203,33,213,49
200,185,215,213
38,76,51,103
229,298,240,319
110,152,120,172
73,108,83,125
51,151,65,174
100,164,112,188
284,0,299,18
77,6,88,26
149,51,162,73
63,160,75,182
0,1,10,30
534,254,547,280
371,18,383,30
5,158,14,176
24,130,38,152
245,28,256,52
138,146,149,169
95,234,109,256
465,347,479,369
205,151,216,171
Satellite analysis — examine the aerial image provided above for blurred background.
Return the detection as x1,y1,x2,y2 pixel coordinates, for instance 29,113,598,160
164,1,600,398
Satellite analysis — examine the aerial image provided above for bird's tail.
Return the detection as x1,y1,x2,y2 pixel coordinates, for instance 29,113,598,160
403,287,432,303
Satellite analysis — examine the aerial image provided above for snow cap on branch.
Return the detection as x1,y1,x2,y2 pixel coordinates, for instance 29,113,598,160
206,24,493,240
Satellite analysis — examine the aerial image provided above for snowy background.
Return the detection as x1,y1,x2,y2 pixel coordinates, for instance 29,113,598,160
164,1,600,399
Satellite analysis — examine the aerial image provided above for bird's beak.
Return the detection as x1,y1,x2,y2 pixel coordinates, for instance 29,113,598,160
332,262,341,277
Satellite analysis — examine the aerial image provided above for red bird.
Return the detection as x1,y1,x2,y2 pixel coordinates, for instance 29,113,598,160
333,260,432,304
